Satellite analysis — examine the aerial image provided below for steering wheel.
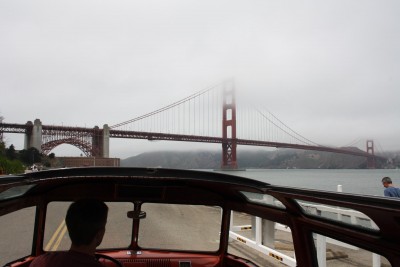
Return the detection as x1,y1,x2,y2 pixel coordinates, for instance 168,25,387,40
95,253,124,267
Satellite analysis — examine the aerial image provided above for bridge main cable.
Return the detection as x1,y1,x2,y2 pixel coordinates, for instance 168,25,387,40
109,82,223,129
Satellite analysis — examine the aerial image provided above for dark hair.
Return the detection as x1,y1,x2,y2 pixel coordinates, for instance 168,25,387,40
382,177,392,184
65,199,108,246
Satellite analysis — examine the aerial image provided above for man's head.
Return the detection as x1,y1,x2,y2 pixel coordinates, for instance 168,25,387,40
382,177,393,188
65,199,108,247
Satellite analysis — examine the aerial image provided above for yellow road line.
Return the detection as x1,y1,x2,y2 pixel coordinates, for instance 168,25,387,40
45,219,66,251
52,224,67,251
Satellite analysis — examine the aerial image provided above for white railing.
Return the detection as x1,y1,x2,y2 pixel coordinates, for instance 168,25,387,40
230,216,297,266
230,185,382,267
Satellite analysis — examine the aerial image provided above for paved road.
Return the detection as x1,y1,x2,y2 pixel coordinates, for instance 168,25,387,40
1,206,36,266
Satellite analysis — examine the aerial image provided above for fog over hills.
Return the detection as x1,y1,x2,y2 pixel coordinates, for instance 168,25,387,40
121,149,398,169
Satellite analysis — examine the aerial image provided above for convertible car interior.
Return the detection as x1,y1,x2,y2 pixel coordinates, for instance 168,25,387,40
1,167,400,266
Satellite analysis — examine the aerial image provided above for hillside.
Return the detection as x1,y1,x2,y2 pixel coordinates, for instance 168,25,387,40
121,148,394,169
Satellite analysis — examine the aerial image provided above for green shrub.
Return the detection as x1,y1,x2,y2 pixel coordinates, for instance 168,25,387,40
0,157,25,174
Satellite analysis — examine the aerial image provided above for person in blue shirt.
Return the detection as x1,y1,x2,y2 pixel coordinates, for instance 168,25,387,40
382,177,400,198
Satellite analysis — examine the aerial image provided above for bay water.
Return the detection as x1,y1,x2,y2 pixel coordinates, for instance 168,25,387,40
216,169,400,197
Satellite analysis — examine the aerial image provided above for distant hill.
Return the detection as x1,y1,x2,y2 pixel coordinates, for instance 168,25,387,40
121,151,221,169
121,148,394,169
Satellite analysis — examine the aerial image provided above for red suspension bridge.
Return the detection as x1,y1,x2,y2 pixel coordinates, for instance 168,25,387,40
0,82,379,168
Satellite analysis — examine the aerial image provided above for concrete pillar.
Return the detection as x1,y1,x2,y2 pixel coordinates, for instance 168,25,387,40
25,119,42,151
102,124,110,157
24,121,33,149
31,119,43,151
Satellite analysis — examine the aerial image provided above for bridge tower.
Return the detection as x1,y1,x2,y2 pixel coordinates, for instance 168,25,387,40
221,83,238,169
366,140,375,169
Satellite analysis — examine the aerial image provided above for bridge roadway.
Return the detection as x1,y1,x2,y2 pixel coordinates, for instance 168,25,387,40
0,122,98,134
111,129,375,159
0,122,376,159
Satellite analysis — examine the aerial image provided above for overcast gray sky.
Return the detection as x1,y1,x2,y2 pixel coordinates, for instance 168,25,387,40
1,0,399,159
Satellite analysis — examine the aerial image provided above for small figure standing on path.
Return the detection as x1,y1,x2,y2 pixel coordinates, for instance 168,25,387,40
381,177,400,198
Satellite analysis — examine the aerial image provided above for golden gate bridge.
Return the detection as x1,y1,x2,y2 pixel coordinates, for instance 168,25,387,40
0,82,378,168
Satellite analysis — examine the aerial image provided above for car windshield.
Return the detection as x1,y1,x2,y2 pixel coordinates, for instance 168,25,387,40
43,201,222,252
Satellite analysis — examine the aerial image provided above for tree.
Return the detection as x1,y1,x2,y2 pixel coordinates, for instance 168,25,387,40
0,139,25,174
5,144,17,160
0,141,5,156
19,147,41,165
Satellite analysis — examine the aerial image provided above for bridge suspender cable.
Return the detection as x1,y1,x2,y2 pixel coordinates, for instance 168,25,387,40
110,81,224,129
254,108,322,147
